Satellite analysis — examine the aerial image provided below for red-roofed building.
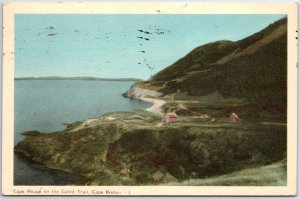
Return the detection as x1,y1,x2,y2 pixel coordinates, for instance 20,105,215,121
165,113,178,123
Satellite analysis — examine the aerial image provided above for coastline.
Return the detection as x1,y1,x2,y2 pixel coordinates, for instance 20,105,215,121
14,105,287,186
122,84,166,116
140,97,166,116
14,83,287,186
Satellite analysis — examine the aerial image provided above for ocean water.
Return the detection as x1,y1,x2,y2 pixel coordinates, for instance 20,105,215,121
14,80,151,185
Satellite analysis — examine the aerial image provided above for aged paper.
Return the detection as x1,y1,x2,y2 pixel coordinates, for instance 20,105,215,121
2,2,298,196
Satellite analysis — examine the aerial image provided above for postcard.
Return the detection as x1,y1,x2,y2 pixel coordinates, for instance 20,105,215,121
2,2,298,196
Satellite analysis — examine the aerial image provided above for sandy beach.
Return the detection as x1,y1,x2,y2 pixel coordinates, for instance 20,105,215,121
123,85,166,115
140,97,166,115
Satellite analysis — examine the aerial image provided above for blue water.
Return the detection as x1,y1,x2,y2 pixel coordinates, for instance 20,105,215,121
14,80,150,185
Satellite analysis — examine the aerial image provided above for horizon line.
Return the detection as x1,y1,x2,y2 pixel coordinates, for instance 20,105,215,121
14,76,145,81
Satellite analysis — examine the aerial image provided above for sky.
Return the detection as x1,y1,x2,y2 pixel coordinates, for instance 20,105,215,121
15,14,285,80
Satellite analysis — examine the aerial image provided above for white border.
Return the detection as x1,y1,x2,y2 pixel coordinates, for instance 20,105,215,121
2,2,298,196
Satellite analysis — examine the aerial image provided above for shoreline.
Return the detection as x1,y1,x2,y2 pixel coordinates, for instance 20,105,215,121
123,84,166,116
140,97,166,116
14,84,287,186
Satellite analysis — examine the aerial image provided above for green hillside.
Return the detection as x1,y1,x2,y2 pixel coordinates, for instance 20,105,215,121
143,18,287,120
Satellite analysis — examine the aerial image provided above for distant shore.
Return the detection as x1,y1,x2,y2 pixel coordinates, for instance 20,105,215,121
14,76,143,82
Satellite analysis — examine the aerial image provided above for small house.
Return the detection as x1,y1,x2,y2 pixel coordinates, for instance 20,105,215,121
165,112,178,123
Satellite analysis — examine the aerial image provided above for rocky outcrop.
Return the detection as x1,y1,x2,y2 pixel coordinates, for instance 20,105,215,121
14,111,286,185
122,84,163,99
122,84,166,115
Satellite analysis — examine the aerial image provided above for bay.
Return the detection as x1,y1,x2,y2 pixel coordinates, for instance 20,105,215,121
14,80,150,185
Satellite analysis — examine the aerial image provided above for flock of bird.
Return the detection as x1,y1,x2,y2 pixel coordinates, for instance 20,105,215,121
16,25,171,75
135,27,171,73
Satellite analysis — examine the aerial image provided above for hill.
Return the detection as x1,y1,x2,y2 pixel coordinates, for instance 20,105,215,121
137,18,287,120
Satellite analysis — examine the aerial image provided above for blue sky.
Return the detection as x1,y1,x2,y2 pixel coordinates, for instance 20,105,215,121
15,14,285,80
